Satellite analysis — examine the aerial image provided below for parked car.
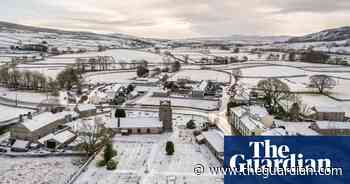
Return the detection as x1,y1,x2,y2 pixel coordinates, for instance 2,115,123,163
0,147,8,153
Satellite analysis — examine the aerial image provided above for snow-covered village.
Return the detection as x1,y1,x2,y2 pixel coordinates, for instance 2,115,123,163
1,1,350,184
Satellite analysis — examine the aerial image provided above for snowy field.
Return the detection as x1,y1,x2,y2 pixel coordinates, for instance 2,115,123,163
170,70,230,83
52,49,164,64
241,66,306,78
0,156,81,184
0,31,141,51
75,131,222,184
0,88,58,104
84,71,137,84
0,105,34,122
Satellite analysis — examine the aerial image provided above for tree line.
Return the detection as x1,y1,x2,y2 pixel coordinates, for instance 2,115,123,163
0,65,81,96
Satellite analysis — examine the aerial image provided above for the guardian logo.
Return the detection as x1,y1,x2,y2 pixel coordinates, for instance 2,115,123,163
230,140,333,172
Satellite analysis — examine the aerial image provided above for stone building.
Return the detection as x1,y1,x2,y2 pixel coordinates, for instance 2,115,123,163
310,121,350,135
75,104,97,118
311,106,345,122
159,100,173,131
10,111,78,142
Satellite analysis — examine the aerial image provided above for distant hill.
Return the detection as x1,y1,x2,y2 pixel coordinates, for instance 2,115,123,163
0,21,154,49
288,26,350,43
174,35,291,45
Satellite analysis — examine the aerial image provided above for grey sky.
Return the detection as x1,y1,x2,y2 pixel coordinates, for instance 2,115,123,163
1,0,350,39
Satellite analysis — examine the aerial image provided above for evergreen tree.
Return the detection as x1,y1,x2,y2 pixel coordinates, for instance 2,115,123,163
115,108,126,127
103,141,117,163
165,141,175,155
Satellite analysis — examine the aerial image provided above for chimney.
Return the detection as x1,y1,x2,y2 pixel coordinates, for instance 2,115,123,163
28,112,32,120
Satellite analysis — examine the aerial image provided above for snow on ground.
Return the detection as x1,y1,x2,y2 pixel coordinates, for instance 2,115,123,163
75,129,222,184
0,156,81,184
241,66,306,78
170,70,230,83
133,95,219,110
0,88,58,104
84,71,136,84
52,49,164,63
330,80,350,100
0,105,34,122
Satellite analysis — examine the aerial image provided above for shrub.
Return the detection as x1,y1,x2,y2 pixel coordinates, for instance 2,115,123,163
96,159,106,167
165,141,175,155
106,159,117,170
186,120,196,129
103,142,117,163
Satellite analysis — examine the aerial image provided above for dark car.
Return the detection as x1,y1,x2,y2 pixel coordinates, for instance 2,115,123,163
0,147,7,153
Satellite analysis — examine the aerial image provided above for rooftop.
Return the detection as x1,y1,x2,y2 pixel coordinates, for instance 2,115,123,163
118,117,163,128
231,105,269,119
273,121,319,136
261,128,288,136
38,129,76,145
76,104,97,112
202,129,224,154
314,121,350,130
22,111,77,132
313,105,344,113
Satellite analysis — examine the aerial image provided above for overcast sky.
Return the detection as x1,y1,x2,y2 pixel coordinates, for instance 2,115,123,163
1,0,350,39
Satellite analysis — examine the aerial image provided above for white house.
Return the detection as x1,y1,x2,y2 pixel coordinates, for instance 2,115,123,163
230,105,273,136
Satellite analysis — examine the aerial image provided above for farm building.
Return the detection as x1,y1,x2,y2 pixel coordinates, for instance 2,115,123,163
75,104,97,118
38,129,77,150
114,117,163,135
310,121,350,136
269,121,319,136
10,111,78,143
311,106,345,122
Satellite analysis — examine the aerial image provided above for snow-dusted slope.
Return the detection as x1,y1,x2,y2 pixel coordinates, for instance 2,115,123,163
0,21,153,50
172,35,291,45
289,26,350,42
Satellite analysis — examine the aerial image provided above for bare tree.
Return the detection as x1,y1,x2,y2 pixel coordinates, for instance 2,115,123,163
257,78,293,113
232,68,242,83
309,75,336,94
78,117,113,155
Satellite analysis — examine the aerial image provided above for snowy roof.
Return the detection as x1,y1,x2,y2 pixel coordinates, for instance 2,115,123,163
38,130,76,145
22,111,75,132
193,80,208,91
313,105,344,113
240,115,266,131
261,128,288,136
202,130,224,153
231,105,269,119
315,121,350,130
12,140,30,149
76,104,97,112
118,117,162,128
273,121,319,136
